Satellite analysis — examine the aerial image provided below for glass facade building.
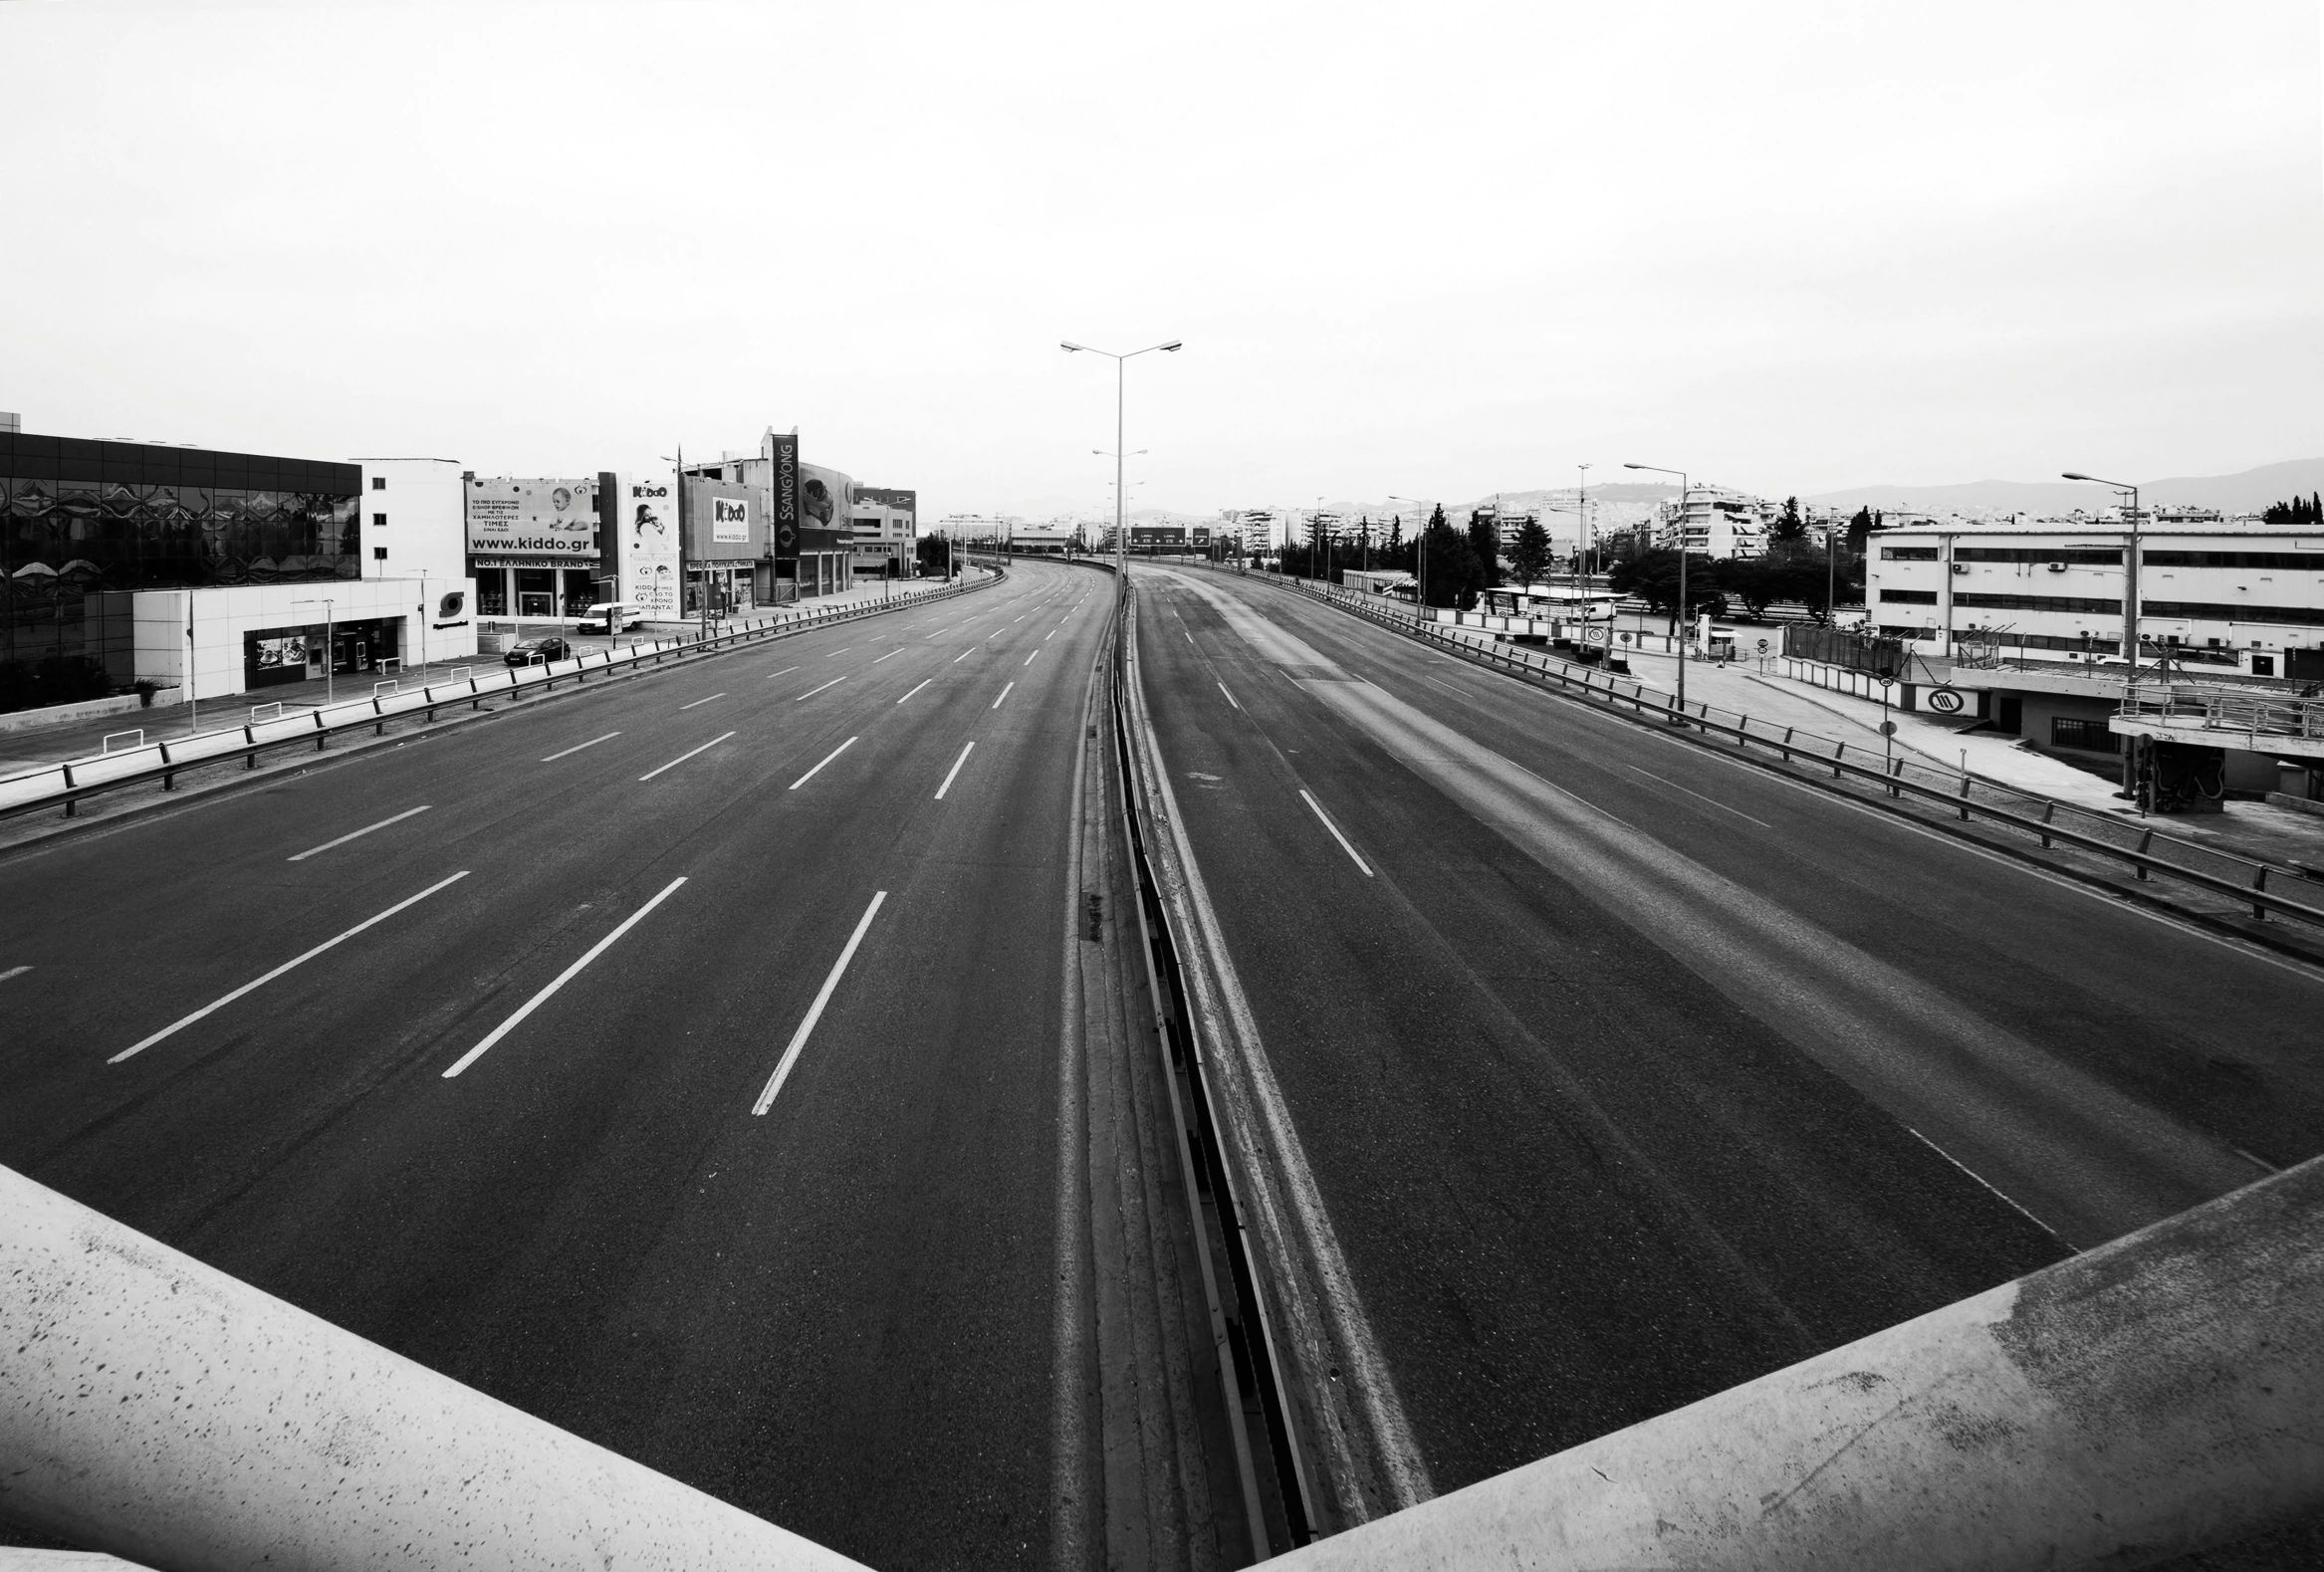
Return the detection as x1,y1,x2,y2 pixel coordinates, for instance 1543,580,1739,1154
1,433,361,677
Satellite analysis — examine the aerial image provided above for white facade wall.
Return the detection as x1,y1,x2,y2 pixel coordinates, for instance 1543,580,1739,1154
356,458,468,584
130,577,479,703
1868,525,2324,675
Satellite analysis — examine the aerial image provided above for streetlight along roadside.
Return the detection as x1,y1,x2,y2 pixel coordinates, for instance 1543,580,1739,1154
1623,462,1691,715
1062,339,1183,576
2063,469,2145,798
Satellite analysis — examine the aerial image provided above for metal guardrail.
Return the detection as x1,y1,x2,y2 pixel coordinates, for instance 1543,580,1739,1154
0,577,991,825
1237,572,2324,930
2121,682,2324,743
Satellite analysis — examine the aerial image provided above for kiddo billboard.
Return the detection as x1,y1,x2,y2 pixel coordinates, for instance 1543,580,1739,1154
621,474,681,620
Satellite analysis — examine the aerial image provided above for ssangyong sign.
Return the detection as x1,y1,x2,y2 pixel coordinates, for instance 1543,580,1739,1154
466,478,598,558
768,432,801,561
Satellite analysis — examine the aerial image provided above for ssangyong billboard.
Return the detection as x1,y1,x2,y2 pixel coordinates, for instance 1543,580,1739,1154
621,473,682,621
466,478,599,559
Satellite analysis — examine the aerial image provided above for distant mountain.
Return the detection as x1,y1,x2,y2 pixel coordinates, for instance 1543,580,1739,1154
1804,458,2324,517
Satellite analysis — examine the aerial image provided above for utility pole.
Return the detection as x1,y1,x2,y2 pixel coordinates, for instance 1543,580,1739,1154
1577,462,1592,580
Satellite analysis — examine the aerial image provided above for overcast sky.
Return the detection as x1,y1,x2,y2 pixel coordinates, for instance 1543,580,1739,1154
3,0,2319,521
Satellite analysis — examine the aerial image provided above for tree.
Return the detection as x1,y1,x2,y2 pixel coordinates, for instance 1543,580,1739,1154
1847,506,1875,557
1387,516,1403,553
1723,556,1781,619
1507,516,1552,588
2264,493,2323,528
1607,548,1727,623
1421,520,1488,608
1772,496,1806,543
1466,511,1502,589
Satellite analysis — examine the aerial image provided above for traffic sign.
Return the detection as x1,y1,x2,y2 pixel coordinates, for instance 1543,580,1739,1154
1925,687,1967,715
1879,721,1897,736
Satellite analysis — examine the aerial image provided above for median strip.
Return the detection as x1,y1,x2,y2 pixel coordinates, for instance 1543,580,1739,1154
753,889,887,1116
638,731,736,781
113,871,471,1063
442,876,688,1079
286,804,432,862
790,736,858,789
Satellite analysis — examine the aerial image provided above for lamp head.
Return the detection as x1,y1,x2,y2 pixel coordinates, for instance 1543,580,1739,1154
1060,341,1087,353
1159,340,1183,352
2061,472,2092,482
1623,463,1647,471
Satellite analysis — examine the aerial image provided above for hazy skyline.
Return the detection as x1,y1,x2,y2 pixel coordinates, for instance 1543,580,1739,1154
3,0,2319,523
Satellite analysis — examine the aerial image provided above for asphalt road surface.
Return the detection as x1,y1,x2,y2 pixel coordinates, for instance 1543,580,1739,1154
0,561,1112,1570
1128,561,2324,1511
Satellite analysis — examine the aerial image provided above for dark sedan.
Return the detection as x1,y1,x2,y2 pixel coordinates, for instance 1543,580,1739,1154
504,636,573,667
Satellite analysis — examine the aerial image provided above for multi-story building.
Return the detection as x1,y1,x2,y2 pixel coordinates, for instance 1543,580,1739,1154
1866,521,2324,680
1654,486,1770,560
0,426,475,706
849,488,917,577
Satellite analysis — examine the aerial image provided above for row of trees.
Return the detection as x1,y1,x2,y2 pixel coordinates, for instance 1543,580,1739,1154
1603,541,1865,622
2263,493,2324,528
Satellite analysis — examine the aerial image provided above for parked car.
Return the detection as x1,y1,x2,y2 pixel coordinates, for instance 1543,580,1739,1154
505,636,572,667
576,601,644,634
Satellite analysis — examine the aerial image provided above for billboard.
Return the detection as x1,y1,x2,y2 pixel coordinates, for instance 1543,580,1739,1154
766,431,801,561
711,495,751,544
622,474,682,621
466,477,598,559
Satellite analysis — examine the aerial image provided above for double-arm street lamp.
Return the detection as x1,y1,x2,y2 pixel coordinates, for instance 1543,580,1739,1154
1623,462,1690,712
2061,471,2143,677
1062,339,1182,575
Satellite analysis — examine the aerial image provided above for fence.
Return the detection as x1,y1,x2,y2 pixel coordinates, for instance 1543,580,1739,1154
0,574,992,825
1240,572,2324,930
2121,682,2324,746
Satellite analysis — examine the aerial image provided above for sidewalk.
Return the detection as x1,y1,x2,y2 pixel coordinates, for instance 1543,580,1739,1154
1611,643,2324,871
0,570,987,780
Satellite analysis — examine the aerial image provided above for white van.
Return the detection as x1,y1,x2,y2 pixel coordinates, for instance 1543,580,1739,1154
576,601,644,634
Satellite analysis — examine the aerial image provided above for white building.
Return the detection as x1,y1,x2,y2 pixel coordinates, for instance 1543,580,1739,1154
849,487,917,576
354,458,468,585
1655,487,1770,559
1867,521,2324,680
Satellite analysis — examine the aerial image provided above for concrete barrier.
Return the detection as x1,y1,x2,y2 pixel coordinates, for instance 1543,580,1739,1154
1270,1154,2324,1571
0,1165,869,1571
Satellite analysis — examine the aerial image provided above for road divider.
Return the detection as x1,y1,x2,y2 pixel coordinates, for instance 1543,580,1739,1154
639,731,736,782
790,737,858,790
112,871,471,1063
285,803,432,862
541,731,620,763
443,876,688,1079
753,890,888,1116
935,741,975,799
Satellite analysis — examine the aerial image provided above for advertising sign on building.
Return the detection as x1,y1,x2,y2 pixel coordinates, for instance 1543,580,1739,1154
711,495,751,544
466,478,598,559
622,474,682,621
767,432,801,561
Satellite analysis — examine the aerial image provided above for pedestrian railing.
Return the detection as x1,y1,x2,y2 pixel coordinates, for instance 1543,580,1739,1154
0,575,993,825
1236,572,2324,930
2121,682,2324,744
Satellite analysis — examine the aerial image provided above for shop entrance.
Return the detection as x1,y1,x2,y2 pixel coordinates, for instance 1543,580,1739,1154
516,569,557,618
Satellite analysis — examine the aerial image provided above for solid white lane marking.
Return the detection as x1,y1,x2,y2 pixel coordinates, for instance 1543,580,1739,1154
1906,1126,2067,1244
1025,649,1040,667
1299,789,1375,877
873,650,900,663
1616,762,1773,828
898,679,932,704
0,966,31,984
1217,681,1241,711
797,677,844,700
935,741,975,799
442,876,688,1079
790,736,858,788
541,732,620,763
639,731,736,781
954,648,974,663
286,804,432,862
764,666,799,680
114,871,470,1063
993,681,1015,710
754,889,888,1115
679,692,726,711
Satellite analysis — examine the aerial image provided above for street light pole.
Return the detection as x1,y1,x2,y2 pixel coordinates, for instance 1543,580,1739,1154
2061,471,2143,677
1577,462,1592,580
1062,338,1182,580
1624,463,1690,714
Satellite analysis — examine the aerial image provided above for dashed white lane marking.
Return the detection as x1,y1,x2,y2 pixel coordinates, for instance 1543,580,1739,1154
993,681,1015,710
286,804,431,862
754,889,888,1115
1906,1126,2068,1245
954,648,975,663
0,966,28,984
796,677,844,700
114,871,471,1063
1025,649,1041,667
442,876,687,1079
825,647,851,657
679,692,726,711
898,679,932,704
541,732,620,763
640,731,737,781
764,666,799,680
1299,789,1375,877
935,741,975,799
873,650,900,663
790,736,858,789
1616,762,1773,829
1217,682,1241,711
